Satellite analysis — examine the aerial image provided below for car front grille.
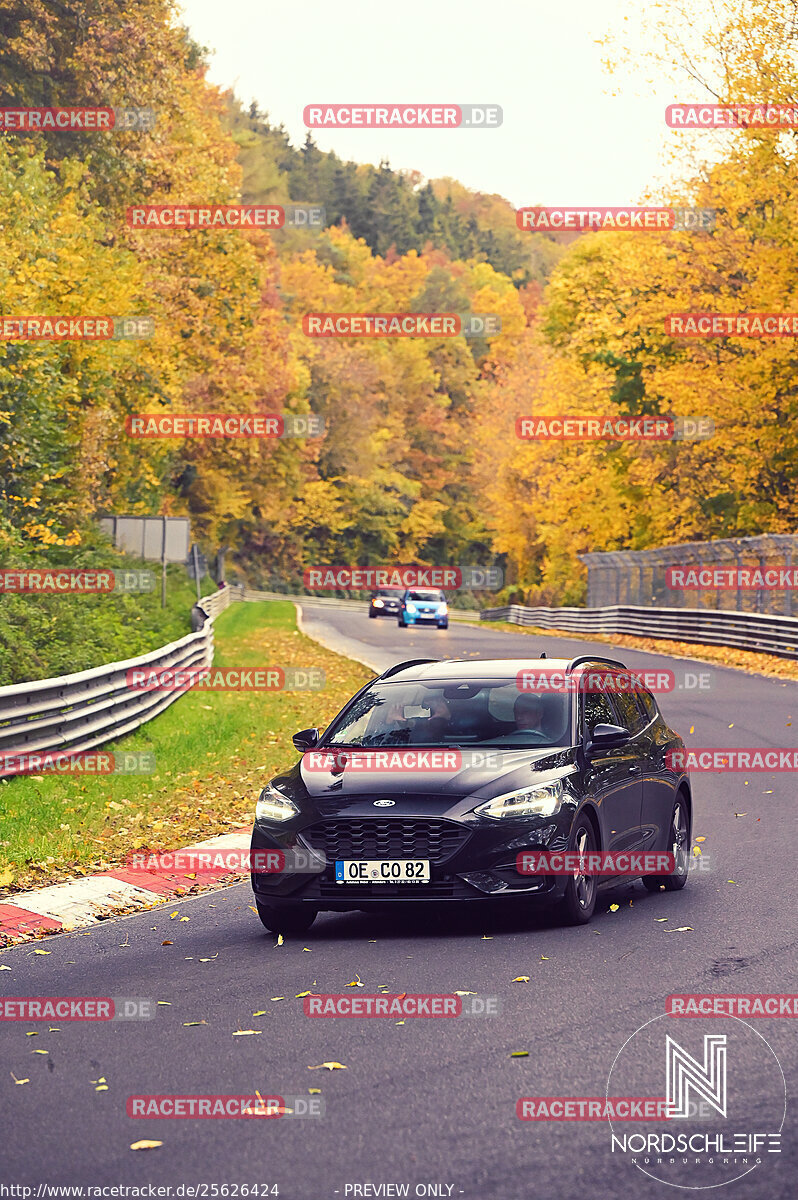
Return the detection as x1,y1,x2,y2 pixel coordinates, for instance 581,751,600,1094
300,818,470,865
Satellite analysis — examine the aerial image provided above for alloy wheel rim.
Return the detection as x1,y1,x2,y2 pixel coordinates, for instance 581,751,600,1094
573,826,595,908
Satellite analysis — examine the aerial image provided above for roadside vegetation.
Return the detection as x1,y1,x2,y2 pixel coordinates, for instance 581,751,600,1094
0,600,372,895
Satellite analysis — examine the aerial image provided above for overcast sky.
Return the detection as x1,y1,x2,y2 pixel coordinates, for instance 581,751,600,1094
177,0,715,208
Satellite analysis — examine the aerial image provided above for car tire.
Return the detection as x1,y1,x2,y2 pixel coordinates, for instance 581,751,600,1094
558,816,598,925
642,794,690,892
398,617,406,628
255,901,317,936
437,621,448,629
369,611,377,618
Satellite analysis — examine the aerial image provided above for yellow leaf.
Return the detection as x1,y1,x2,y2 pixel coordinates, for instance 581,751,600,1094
296,991,313,998
346,975,364,987
308,1061,347,1070
511,976,530,983
271,997,285,1001
130,1141,163,1151
11,1075,29,1085
609,904,620,912
170,912,178,919
276,934,284,946
252,1010,268,1017
308,1088,321,1094
232,1029,261,1036
689,726,694,734
0,965,11,971
95,1085,108,1092
33,949,50,955
179,916,190,922
454,991,476,996
510,1051,529,1057
182,1021,207,1026
32,1049,48,1054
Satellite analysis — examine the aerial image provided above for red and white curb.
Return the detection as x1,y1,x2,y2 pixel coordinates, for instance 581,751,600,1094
0,829,251,943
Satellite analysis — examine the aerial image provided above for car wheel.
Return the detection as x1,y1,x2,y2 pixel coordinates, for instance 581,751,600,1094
398,617,406,628
558,817,598,925
437,621,448,629
369,611,377,618
255,901,317,935
642,794,690,892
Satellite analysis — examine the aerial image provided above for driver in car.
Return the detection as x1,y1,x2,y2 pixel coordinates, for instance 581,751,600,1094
513,692,547,733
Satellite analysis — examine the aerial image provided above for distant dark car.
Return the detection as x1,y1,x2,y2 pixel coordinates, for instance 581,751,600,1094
398,588,448,629
250,655,692,935
369,588,403,618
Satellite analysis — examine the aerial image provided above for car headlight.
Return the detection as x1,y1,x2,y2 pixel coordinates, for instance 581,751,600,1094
373,599,384,607
256,784,299,823
438,603,448,614
474,779,564,820
405,603,417,613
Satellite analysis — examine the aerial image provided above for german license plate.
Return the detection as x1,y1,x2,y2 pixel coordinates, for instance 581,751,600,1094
335,859,430,884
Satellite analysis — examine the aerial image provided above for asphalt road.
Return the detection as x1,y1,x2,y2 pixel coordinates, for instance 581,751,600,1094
2,607,797,1199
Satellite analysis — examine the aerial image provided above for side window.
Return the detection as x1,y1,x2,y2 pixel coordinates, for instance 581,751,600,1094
637,687,658,723
612,687,647,735
581,690,617,735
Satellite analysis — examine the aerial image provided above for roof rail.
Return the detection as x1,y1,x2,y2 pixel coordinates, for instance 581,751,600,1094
566,654,627,673
379,658,440,680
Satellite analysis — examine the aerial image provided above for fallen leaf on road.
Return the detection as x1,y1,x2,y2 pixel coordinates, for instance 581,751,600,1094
161,940,173,946
270,997,284,1002
232,1029,261,1036
689,726,694,734
481,936,493,940
308,1062,347,1071
25,1032,38,1037
183,1021,207,1026
276,934,284,946
253,1010,268,1017
32,1049,48,1054
179,916,190,922
249,906,258,914
11,1074,29,1085
95,1084,108,1092
695,837,706,843
308,1088,321,1095
199,955,219,962
664,926,693,933
346,976,364,988
130,1141,162,1151
540,956,549,961
454,991,476,996
511,976,530,983
0,965,11,971
170,911,178,919
33,949,50,955
395,1021,405,1025
734,813,748,818
654,918,669,922
296,991,313,998
609,904,620,912
157,1002,171,1006
302,948,312,952
510,1051,529,1058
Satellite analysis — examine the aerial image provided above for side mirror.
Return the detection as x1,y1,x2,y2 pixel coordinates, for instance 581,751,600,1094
292,727,320,752
585,723,630,756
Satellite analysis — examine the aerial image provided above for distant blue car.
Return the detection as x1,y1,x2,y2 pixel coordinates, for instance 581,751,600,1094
398,587,448,629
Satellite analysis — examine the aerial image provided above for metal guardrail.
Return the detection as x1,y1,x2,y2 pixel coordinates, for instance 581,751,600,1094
0,587,233,776
480,603,798,660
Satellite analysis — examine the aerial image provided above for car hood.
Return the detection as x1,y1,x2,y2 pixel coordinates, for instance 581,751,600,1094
287,746,575,803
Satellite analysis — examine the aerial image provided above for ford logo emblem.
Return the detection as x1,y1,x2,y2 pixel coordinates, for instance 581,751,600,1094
373,799,395,807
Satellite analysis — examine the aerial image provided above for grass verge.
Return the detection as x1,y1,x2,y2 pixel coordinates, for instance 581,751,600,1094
0,600,372,897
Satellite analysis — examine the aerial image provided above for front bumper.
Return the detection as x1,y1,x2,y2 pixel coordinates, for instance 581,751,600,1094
251,815,571,909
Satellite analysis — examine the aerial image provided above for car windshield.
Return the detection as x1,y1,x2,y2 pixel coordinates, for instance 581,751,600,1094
374,590,400,597
323,681,570,749
406,590,443,601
